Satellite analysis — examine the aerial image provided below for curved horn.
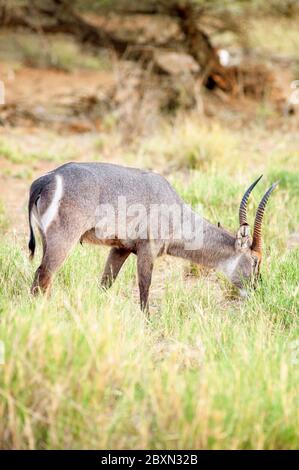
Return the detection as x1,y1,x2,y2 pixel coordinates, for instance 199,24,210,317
239,175,263,225
251,181,279,254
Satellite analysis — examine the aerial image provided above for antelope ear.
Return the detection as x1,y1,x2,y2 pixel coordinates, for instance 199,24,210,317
235,224,251,251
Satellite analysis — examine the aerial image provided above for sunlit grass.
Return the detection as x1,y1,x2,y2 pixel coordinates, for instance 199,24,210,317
0,31,110,72
249,16,299,58
0,3,299,450
0,200,9,233
0,136,76,165
138,118,240,172
0,161,298,449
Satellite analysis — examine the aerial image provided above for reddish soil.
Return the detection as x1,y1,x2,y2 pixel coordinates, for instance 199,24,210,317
1,64,115,109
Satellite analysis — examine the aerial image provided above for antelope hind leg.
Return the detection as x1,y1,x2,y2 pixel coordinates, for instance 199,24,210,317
31,228,80,295
101,247,131,289
137,245,154,313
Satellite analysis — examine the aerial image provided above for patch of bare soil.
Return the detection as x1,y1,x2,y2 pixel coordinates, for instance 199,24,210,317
0,60,118,231
0,52,298,236
0,63,116,130
0,116,109,234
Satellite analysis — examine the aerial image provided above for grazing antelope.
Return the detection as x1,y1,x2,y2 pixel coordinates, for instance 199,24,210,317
28,162,278,311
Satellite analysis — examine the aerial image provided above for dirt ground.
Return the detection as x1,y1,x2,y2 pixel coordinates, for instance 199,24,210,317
0,62,109,230
0,57,298,241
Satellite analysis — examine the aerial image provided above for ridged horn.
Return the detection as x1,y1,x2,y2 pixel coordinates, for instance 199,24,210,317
239,175,263,225
251,181,279,254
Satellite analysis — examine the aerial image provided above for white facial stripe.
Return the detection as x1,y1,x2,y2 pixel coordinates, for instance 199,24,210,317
239,288,248,298
40,174,63,232
218,255,241,277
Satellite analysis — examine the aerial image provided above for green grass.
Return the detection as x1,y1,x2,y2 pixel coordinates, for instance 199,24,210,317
0,200,9,233
0,161,298,449
0,31,110,72
0,139,23,164
1,7,299,449
0,137,76,166
249,16,299,58
139,119,240,171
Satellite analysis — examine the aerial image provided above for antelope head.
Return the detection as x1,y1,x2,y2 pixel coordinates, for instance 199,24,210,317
227,175,279,296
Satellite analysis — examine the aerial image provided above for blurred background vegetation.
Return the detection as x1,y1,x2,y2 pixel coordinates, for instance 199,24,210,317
0,0,299,450
1,0,299,134
0,0,298,245
0,0,298,244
